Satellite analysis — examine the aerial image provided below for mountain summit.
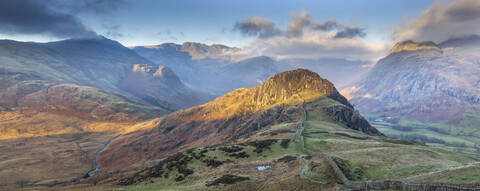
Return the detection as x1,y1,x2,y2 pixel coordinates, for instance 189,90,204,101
98,69,381,172
386,40,441,56
250,69,351,109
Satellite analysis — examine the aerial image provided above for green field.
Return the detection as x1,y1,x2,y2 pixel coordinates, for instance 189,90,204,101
365,112,480,157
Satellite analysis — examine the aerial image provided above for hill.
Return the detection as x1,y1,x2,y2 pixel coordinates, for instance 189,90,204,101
91,69,380,183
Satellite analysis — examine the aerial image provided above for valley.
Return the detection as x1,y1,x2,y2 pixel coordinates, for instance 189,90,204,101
32,69,478,191
2,1,480,189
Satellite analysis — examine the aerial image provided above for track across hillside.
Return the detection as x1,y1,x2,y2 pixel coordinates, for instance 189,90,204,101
295,99,480,191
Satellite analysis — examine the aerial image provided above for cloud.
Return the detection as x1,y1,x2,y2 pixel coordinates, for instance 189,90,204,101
0,0,97,38
286,11,339,37
234,17,282,38
236,30,387,62
285,10,365,39
231,10,387,62
334,26,366,39
393,0,480,42
286,11,314,37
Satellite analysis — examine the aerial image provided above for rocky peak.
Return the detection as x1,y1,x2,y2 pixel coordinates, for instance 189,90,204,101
250,69,350,109
181,42,234,60
387,40,441,56
131,64,182,86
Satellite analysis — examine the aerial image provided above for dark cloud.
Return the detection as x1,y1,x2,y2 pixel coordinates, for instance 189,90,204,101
286,11,313,37
286,11,340,37
54,0,127,15
393,0,480,42
285,11,364,39
0,0,97,38
312,19,339,31
443,0,480,22
334,26,366,39
234,17,282,38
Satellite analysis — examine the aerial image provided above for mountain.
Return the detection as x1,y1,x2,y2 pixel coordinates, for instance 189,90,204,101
0,37,167,122
97,69,380,174
119,64,213,110
343,35,480,152
131,42,370,96
0,37,212,117
130,42,280,95
280,58,371,88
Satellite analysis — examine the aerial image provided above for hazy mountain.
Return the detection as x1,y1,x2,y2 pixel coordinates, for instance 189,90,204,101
131,42,371,95
280,58,371,88
0,37,166,121
0,37,212,116
343,35,480,146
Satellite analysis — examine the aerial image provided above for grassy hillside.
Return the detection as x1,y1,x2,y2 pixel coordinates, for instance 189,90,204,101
71,98,480,191
365,112,480,157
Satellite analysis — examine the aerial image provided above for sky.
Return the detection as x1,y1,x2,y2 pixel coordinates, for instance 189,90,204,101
1,0,479,62
81,0,435,47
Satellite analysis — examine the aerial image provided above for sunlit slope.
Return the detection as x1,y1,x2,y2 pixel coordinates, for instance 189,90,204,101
88,97,479,191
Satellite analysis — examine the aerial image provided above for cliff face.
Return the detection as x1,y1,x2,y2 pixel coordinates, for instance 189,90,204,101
251,69,338,107
119,64,213,110
99,69,381,171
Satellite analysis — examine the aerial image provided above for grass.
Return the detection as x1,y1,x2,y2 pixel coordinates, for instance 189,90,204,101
301,104,480,182
0,130,119,190
366,111,480,157
408,164,480,185
110,98,480,191
104,138,314,191
53,98,480,190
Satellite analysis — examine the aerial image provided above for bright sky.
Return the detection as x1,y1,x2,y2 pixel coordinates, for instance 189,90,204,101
0,0,435,47
4,0,480,63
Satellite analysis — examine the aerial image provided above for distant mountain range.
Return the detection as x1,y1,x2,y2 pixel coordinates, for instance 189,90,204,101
130,42,370,95
0,37,213,119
